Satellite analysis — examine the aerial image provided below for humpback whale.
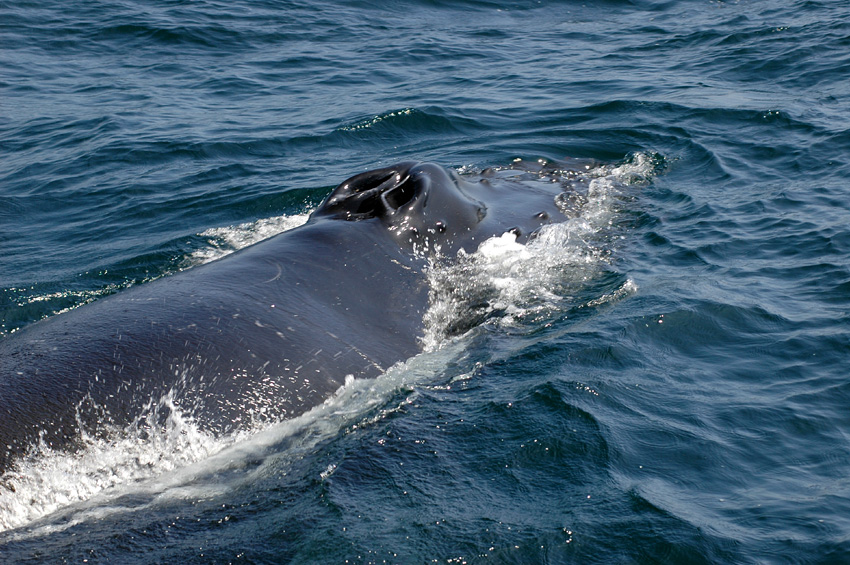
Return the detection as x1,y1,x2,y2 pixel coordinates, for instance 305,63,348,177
0,160,573,474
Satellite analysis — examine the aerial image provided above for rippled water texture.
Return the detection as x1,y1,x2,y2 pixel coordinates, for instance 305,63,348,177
2,0,850,562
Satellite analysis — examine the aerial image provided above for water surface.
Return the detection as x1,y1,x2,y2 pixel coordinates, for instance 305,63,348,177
2,0,849,562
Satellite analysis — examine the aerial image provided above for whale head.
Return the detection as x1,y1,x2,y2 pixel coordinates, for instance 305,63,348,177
314,161,563,254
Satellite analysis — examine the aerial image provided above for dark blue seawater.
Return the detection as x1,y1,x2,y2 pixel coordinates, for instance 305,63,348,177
2,0,850,562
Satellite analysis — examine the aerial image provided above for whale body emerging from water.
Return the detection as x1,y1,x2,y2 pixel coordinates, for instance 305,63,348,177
0,160,578,474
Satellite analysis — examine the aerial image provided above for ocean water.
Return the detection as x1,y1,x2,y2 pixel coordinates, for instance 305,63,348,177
2,0,849,562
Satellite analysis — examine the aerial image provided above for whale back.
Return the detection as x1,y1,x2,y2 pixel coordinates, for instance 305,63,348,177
0,219,428,473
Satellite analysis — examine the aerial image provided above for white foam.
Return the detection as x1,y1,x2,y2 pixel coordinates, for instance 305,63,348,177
0,397,207,532
421,153,654,348
187,212,311,266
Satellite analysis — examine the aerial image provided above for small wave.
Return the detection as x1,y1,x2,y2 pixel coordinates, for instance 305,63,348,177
334,107,484,141
338,108,417,131
93,22,243,51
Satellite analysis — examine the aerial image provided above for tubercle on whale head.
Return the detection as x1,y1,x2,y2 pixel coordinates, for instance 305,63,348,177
313,161,486,252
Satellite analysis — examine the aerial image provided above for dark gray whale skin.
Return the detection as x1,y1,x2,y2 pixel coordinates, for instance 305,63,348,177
0,161,569,474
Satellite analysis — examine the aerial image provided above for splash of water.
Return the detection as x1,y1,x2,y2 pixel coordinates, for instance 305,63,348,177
0,391,225,532
0,342,470,538
421,152,657,348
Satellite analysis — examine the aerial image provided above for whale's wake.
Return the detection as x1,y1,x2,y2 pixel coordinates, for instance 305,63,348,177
0,153,658,535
